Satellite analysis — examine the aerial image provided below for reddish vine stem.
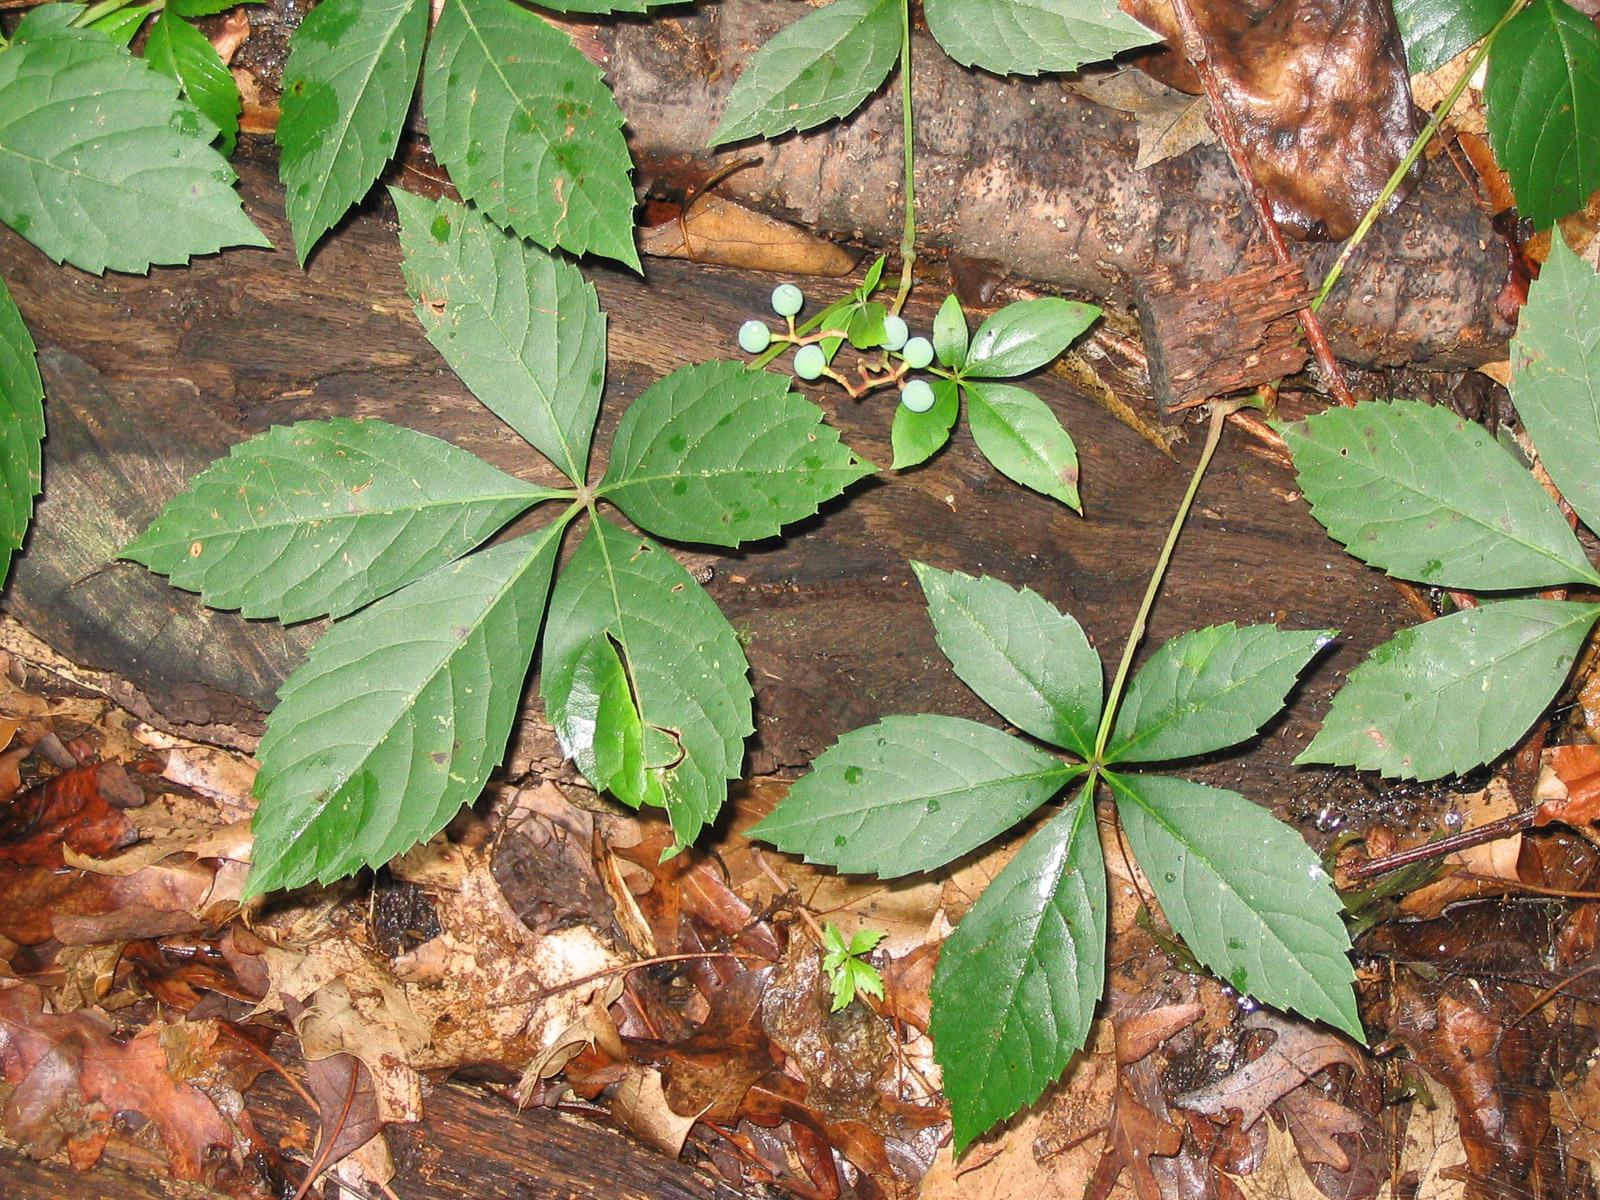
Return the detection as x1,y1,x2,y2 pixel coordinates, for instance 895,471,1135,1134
1343,806,1539,880
1165,0,1357,408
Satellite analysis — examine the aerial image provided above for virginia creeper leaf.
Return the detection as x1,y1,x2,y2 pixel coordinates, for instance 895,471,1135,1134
145,12,242,155
750,715,1080,876
1484,0,1600,227
1392,0,1506,72
924,0,1158,77
1109,773,1361,1039
540,517,753,851
1105,623,1334,764
930,784,1105,1152
963,298,1098,379
0,27,267,273
891,378,960,469
913,562,1102,757
1300,598,1600,779
557,634,663,809
122,418,556,623
965,382,1081,510
1510,231,1600,535
933,295,969,370
1284,399,1600,589
247,526,562,896
395,191,607,486
710,0,902,146
424,0,639,268
0,277,43,589
599,360,874,547
277,0,428,262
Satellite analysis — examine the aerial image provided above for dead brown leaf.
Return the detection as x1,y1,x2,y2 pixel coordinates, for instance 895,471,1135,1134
1174,1011,1366,1131
639,193,856,275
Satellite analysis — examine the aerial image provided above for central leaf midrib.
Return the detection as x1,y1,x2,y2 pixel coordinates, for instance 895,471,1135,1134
803,760,1081,826
168,485,545,543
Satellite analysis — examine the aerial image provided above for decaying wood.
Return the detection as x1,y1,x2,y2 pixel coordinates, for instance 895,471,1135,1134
1,1074,753,1200
0,161,1403,802
1135,254,1311,411
598,0,1510,370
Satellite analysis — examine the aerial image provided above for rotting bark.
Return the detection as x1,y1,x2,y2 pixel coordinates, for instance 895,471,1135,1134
596,0,1511,369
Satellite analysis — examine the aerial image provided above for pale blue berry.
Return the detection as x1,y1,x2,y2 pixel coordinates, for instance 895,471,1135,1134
882,315,909,351
900,379,936,412
771,284,804,317
793,344,826,380
738,319,772,354
900,336,934,370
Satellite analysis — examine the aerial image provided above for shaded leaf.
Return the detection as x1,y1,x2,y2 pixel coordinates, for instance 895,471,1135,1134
924,0,1158,76
1300,598,1600,779
1510,231,1600,535
424,0,639,267
277,0,428,261
710,0,901,146
123,418,556,623
540,517,752,850
599,360,873,547
0,28,267,273
964,298,1099,379
395,191,607,485
930,784,1105,1152
1109,773,1361,1039
750,714,1079,876
1284,399,1599,589
913,562,1102,756
1392,0,1506,72
1106,623,1333,763
248,527,562,895
1484,0,1600,227
145,12,241,155
553,634,662,809
890,377,959,469
965,381,1081,509
0,277,43,589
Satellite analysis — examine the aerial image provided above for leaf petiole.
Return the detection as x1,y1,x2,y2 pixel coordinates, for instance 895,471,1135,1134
892,0,916,314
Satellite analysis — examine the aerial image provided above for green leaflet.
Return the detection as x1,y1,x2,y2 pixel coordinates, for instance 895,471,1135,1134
145,12,242,156
822,922,887,1011
247,526,563,896
121,418,556,623
1510,232,1600,535
1284,399,1600,590
710,0,902,146
556,634,664,810
540,517,754,851
0,277,43,589
90,4,155,45
1484,0,1600,227
924,0,1158,76
424,0,639,268
1109,773,1361,1040
930,784,1105,1152
933,295,969,370
750,714,1081,877
891,378,960,469
278,0,428,262
171,0,266,14
964,298,1099,379
394,192,607,486
1392,0,1507,72
1301,599,1600,780
599,361,874,547
0,26,267,273
1106,623,1334,764
913,563,1102,758
965,381,1081,510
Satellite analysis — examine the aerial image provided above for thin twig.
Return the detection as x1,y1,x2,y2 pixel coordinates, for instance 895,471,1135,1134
1343,807,1539,880
1165,0,1357,407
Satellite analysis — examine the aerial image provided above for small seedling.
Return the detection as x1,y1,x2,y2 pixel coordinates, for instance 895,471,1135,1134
822,922,887,1011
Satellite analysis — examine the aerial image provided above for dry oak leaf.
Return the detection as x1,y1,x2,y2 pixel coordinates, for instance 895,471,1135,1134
1174,1011,1365,1130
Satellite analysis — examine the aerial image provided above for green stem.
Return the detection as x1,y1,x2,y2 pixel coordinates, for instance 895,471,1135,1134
1311,0,1523,313
1091,402,1236,763
891,0,916,315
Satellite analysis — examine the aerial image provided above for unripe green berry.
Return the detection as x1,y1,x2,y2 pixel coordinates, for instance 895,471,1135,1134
793,344,826,380
882,315,909,351
738,319,772,354
900,379,936,412
771,283,804,318
900,336,934,370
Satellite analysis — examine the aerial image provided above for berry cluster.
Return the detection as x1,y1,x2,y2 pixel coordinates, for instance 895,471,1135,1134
739,283,938,412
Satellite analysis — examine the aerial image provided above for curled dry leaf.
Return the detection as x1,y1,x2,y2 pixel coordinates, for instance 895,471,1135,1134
1535,742,1600,827
610,1066,698,1158
639,193,857,275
